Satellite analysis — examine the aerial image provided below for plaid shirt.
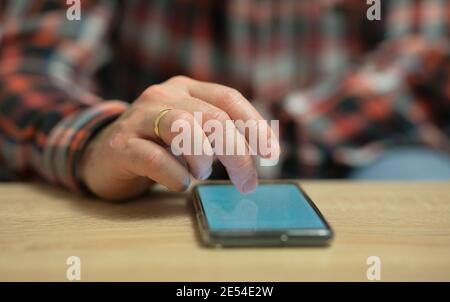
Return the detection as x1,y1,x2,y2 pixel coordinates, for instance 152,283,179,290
1,0,449,192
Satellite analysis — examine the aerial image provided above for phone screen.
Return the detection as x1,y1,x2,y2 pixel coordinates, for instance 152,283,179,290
196,183,328,231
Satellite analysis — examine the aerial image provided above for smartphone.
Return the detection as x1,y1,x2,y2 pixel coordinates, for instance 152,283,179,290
192,182,333,247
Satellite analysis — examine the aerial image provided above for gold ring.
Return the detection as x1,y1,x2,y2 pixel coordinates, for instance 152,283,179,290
154,109,172,140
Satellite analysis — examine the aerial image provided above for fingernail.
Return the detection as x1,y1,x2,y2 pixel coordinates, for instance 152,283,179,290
184,175,191,190
241,174,258,193
199,167,213,180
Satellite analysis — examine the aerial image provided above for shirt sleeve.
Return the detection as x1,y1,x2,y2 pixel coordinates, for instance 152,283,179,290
282,0,450,177
0,0,129,192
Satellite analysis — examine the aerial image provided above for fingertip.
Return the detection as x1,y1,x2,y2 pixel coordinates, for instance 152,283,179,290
184,174,192,190
173,174,191,192
240,174,258,194
197,166,213,180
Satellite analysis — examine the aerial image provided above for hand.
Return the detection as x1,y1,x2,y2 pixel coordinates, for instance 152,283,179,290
79,76,280,200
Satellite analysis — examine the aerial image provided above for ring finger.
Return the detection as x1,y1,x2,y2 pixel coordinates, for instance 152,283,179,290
138,108,214,181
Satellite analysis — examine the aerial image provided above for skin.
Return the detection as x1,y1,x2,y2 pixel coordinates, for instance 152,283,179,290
79,76,280,200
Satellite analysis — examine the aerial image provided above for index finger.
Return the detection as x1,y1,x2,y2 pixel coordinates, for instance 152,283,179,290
171,76,280,160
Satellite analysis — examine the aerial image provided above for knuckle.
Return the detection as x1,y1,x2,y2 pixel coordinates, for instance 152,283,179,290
167,75,189,84
218,88,244,107
141,84,168,100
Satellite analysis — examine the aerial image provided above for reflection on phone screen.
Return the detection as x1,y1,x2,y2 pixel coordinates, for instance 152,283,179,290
197,184,327,231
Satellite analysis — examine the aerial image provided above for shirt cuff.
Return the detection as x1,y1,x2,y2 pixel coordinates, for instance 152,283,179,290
43,100,129,193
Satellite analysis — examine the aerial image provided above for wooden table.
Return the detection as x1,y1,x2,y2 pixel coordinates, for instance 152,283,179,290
0,181,449,281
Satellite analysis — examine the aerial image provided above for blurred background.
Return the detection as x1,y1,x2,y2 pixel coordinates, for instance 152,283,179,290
0,0,449,188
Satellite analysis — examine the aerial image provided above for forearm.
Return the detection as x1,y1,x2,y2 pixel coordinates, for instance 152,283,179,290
0,0,122,192
0,66,129,189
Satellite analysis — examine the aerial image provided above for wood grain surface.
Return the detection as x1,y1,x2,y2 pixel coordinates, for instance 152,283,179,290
0,181,449,281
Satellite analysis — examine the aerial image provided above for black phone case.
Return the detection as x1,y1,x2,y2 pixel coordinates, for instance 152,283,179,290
191,181,334,248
